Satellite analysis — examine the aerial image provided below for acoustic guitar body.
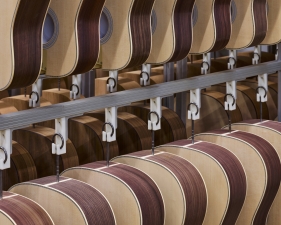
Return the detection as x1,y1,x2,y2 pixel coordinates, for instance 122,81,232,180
0,191,54,225
12,126,79,178
44,0,105,77
10,176,116,225
0,0,50,90
3,141,37,191
157,140,246,225
230,120,281,225
195,130,281,225
112,151,207,225
190,0,232,54
62,161,165,225
101,0,155,70
146,0,195,64
226,0,267,49
261,0,281,45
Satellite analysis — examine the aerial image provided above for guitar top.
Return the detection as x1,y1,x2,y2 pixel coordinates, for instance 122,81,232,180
0,0,50,91
101,0,155,71
190,0,232,54
226,0,267,49
146,0,195,64
261,0,281,45
44,0,105,77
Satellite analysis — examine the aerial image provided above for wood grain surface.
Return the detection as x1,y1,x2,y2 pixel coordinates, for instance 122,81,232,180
3,141,37,191
113,151,207,225
119,104,187,146
230,120,281,224
46,0,105,77
0,0,50,90
12,126,79,178
10,176,116,225
86,111,152,155
157,140,246,225
62,161,164,225
42,88,85,104
0,191,54,225
69,116,119,165
195,130,281,225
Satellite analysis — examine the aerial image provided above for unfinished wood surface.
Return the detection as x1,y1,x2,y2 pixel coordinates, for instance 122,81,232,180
42,88,85,104
2,95,51,111
69,116,119,165
157,140,246,225
0,101,18,115
113,151,207,225
238,80,277,120
45,0,105,77
190,0,232,54
62,161,164,225
230,120,281,224
261,0,281,45
119,104,186,146
86,111,151,155
95,77,141,96
12,126,79,178
119,70,164,85
3,141,37,191
0,191,54,225
195,130,281,225
146,0,195,64
186,91,242,137
0,0,50,90
102,0,155,70
10,176,116,225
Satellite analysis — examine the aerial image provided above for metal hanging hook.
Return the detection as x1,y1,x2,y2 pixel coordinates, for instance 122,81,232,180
106,77,117,93
70,84,80,96
52,133,65,182
228,57,237,67
148,111,160,155
224,93,236,107
224,94,236,132
200,61,210,72
29,91,39,104
102,122,115,167
253,52,260,64
256,86,267,122
187,102,199,144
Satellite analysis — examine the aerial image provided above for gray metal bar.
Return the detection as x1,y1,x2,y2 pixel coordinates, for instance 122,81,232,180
176,58,188,125
0,61,280,131
163,62,174,110
278,43,281,122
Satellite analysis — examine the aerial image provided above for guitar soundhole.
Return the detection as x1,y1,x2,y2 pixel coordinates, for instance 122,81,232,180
192,4,198,27
151,10,157,34
100,7,113,45
231,1,237,23
43,8,59,49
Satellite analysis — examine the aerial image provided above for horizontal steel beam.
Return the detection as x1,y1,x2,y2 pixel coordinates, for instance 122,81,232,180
0,60,280,131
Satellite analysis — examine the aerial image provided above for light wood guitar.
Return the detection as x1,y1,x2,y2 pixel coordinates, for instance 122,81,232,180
229,120,281,225
0,0,50,90
190,0,232,54
10,176,116,225
62,161,165,225
226,0,267,49
112,150,207,225
101,0,155,70
146,0,195,64
157,140,246,225
261,0,281,45
195,130,281,225
43,0,105,77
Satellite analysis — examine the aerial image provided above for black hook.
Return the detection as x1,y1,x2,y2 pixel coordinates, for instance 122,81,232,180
52,133,64,149
187,102,199,116
0,147,7,164
228,57,237,67
102,122,115,137
200,61,210,72
70,84,80,96
224,94,236,107
148,111,160,126
106,77,117,91
29,91,39,104
256,86,267,98
140,71,150,82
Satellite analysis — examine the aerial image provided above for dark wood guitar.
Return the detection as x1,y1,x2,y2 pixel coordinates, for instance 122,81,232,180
10,176,116,225
0,0,50,90
195,130,281,225
62,161,165,225
0,191,54,225
157,140,246,225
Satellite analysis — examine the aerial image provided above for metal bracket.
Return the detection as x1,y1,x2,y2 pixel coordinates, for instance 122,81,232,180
29,78,43,108
70,74,82,100
201,53,211,75
0,129,12,170
228,50,237,69
253,46,261,65
188,89,201,120
102,107,117,142
257,73,268,102
148,97,162,131
107,71,118,93
140,64,151,87
225,81,237,110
